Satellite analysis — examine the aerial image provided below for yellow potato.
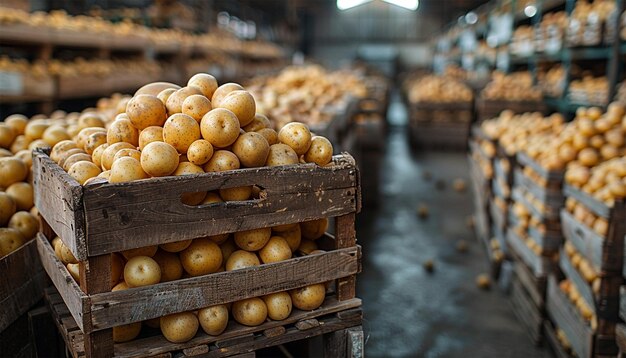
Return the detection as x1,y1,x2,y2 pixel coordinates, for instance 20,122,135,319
300,218,329,240
263,292,292,321
256,128,279,145
188,73,218,99
5,182,33,211
166,87,203,115
123,256,161,287
91,143,108,168
69,161,102,185
160,312,199,343
200,108,241,148
0,228,25,257
84,131,107,155
152,249,183,282
122,245,158,260
219,186,252,201
219,238,237,263
139,126,164,150
140,142,179,177
0,192,17,226
197,305,228,335
234,228,271,251
113,148,141,163
8,211,38,240
225,250,260,271
232,298,267,326
160,239,192,253
109,157,148,183
10,135,29,153
180,238,222,276
173,162,206,205
243,114,271,132
50,140,78,163
278,123,312,155
182,94,212,123
304,136,333,166
76,127,106,149
63,153,93,172
0,124,15,149
279,224,301,253
0,157,28,188
157,88,177,105
259,236,292,264
298,239,318,255
107,118,139,146
163,114,201,153
78,112,105,129
266,144,298,167
4,114,28,135
28,139,50,152
113,322,142,343
289,284,326,310
232,132,270,168
125,94,167,130
24,120,49,141
211,83,244,107
187,139,214,166
42,125,70,147
218,90,256,127
203,150,240,172
135,82,181,97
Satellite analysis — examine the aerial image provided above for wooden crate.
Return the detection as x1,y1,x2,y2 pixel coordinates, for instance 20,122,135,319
33,149,362,357
506,229,555,278
470,156,491,245
45,287,363,358
475,97,548,123
543,319,576,358
546,275,618,358
510,270,544,345
408,101,473,150
0,239,47,333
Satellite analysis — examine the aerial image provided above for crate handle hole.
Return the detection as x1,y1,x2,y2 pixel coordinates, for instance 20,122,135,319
182,185,267,208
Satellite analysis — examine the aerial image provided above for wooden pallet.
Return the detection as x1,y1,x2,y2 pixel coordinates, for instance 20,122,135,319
45,287,363,358
0,239,47,332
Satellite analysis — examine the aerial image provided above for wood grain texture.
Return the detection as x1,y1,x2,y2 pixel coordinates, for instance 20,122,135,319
33,150,87,260
89,246,360,330
510,276,543,345
36,234,87,332
546,275,594,358
513,257,546,309
513,169,564,208
262,326,285,338
80,255,113,357
506,229,554,278
182,344,209,356
346,327,364,358
336,214,357,301
564,185,613,219
0,239,46,331
561,210,607,273
295,319,320,331
323,328,347,358
559,253,595,310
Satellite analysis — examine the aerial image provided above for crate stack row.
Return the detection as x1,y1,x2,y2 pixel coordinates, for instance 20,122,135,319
506,152,565,345
544,185,625,358
468,125,501,277
407,101,474,150
32,146,364,358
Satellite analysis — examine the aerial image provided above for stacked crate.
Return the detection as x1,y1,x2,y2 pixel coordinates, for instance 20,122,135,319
468,125,501,277
474,97,548,123
408,101,473,150
506,152,564,344
33,148,363,358
545,185,624,358
490,142,516,269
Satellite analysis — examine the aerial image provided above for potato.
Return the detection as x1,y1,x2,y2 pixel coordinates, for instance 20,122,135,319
121,245,157,260
278,123,312,155
51,140,78,163
211,83,244,107
232,132,270,168
243,114,270,132
234,228,271,251
232,297,267,326
139,126,164,151
140,142,179,177
4,114,28,135
28,139,50,151
166,87,203,115
188,73,218,99
67,160,102,185
218,90,256,127
126,94,167,130
304,136,333,166
10,135,29,153
200,108,240,148
219,186,252,201
198,305,228,335
279,224,301,253
256,128,279,145
173,162,206,205
135,82,181,97
298,239,318,255
225,250,260,271
0,192,17,226
5,182,33,210
220,238,237,263
24,120,49,141
187,139,214,166
160,312,199,343
124,256,161,287
100,142,135,171
0,157,28,187
113,148,141,163
266,144,299,167
109,157,148,183
77,127,106,149
56,240,78,264
113,322,142,343
78,112,105,129
263,292,292,321
0,228,25,256
63,153,93,172
163,114,201,153
84,131,107,155
160,239,192,253
203,150,240,172
259,236,292,264
67,263,80,282
157,88,177,105
8,211,38,240
182,95,212,123
107,118,139,146
91,143,108,168
42,125,70,146
300,218,328,240
579,148,600,167
152,250,183,282
290,284,325,311
0,124,15,149
180,238,222,276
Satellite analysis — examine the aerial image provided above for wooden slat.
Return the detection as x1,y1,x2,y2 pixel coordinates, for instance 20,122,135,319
563,185,612,219
88,246,360,330
616,324,626,353
295,319,320,331
336,214,357,301
513,257,546,308
80,252,114,358
346,327,364,358
262,326,285,338
182,344,209,357
506,229,554,278
0,239,46,331
543,320,573,358
510,276,543,344
513,170,564,209
33,149,87,260
561,210,608,273
546,275,594,358
559,252,595,310
36,234,87,332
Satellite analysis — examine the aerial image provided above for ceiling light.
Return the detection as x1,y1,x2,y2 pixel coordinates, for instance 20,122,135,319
382,0,419,10
524,5,537,17
336,0,372,10
465,11,478,25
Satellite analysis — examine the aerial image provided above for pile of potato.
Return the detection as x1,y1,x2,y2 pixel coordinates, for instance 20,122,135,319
406,75,472,103
567,0,616,46
481,71,542,101
53,218,331,343
568,75,609,106
510,25,534,56
566,157,626,209
559,279,596,329
0,115,52,258
510,202,546,257
537,65,566,98
247,65,367,129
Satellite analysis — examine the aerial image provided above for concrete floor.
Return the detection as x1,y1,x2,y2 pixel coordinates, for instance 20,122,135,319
355,95,552,357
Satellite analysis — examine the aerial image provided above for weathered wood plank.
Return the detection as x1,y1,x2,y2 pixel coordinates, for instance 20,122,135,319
33,149,87,260
323,327,347,358
80,254,113,357
561,210,611,273
346,327,364,358
336,214,357,301
262,326,285,338
89,246,360,330
214,334,254,349
295,319,319,331
513,259,546,309
182,345,209,356
510,276,543,345
0,239,46,331
506,229,553,278
543,320,573,358
36,234,86,332
564,185,612,219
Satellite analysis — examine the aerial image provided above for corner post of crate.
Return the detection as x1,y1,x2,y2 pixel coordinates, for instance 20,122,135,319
79,255,113,358
335,213,357,301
